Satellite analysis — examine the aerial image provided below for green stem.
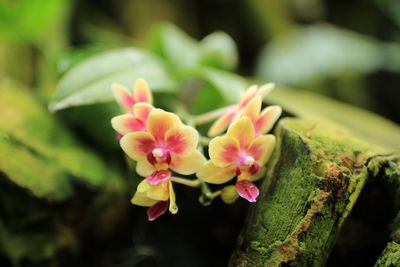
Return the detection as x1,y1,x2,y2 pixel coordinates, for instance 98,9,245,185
193,105,236,125
171,176,201,188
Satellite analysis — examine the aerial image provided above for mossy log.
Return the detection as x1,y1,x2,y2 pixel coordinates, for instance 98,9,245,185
229,88,400,266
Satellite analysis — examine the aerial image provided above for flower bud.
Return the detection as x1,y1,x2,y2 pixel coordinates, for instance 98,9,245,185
221,185,239,204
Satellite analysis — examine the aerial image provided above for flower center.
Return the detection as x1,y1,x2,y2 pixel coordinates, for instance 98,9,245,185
152,148,164,158
243,155,255,166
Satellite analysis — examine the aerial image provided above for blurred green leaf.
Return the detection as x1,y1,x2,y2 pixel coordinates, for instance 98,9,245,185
268,86,400,152
199,31,238,71
256,24,384,85
200,67,248,104
49,48,177,111
0,131,72,201
0,80,123,200
0,0,65,43
149,22,200,69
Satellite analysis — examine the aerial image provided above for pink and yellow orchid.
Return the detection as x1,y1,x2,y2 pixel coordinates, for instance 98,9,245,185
207,83,275,137
112,79,153,112
120,108,206,220
131,179,177,221
240,94,282,136
197,117,275,202
111,102,154,136
111,79,154,139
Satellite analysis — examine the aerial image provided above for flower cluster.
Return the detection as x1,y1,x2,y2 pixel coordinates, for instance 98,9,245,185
111,79,281,221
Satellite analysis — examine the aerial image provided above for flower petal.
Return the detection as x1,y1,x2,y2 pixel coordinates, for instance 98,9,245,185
255,105,282,135
147,109,183,142
239,85,257,108
112,83,135,111
133,78,153,104
207,108,237,137
146,170,172,185
169,150,206,175
242,95,261,122
146,180,170,201
226,117,255,149
196,161,236,184
209,135,240,167
169,181,178,214
133,103,154,122
120,132,156,161
136,160,155,177
250,166,266,182
248,134,276,165
165,126,198,156
131,191,158,207
236,180,259,202
111,114,146,135
147,201,169,221
256,83,275,98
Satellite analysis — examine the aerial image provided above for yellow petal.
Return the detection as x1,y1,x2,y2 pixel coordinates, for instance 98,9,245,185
239,85,257,108
146,180,170,201
131,191,157,207
250,166,266,182
242,95,261,122
169,150,206,175
133,78,153,104
136,160,155,177
209,135,240,167
256,83,275,98
169,181,178,214
165,126,199,157
226,117,255,149
196,161,236,184
147,109,183,142
133,103,154,122
112,83,135,112
255,105,282,135
120,132,156,161
111,114,146,135
248,134,276,165
207,109,237,137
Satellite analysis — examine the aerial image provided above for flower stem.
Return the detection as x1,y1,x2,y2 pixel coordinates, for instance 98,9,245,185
171,177,201,188
193,105,236,125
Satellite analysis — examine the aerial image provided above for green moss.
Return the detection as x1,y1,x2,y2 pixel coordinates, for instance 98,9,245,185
374,242,400,267
230,115,399,266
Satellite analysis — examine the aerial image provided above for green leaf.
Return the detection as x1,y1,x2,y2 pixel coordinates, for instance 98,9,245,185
149,22,200,69
199,31,238,71
0,132,72,201
0,0,66,43
0,81,124,200
49,48,177,111
267,86,400,152
200,67,248,104
256,24,384,85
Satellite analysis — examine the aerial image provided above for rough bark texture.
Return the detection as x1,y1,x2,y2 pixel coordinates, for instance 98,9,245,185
229,117,400,267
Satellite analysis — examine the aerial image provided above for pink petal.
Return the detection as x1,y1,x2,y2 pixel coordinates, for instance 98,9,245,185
146,170,172,185
116,132,123,140
147,201,169,221
125,117,146,132
236,180,259,202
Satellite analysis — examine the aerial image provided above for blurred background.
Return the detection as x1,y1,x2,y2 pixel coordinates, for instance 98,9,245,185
0,0,399,266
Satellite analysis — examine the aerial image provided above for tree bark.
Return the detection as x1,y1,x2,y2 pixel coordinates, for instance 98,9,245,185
229,117,400,266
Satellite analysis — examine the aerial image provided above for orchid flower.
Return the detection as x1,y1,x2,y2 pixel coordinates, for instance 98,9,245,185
131,179,177,221
112,79,153,112
197,117,275,202
111,79,154,139
207,83,275,137
120,108,206,220
111,103,154,136
241,94,282,136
